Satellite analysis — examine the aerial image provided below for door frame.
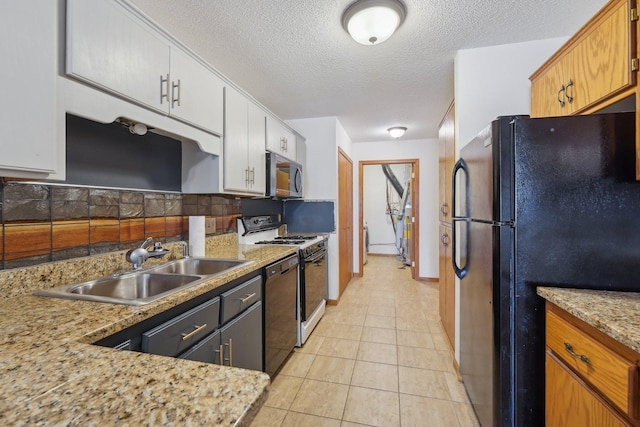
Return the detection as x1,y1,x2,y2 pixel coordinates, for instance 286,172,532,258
358,159,420,279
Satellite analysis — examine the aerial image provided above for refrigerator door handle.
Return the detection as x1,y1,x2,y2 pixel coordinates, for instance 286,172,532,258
451,158,469,279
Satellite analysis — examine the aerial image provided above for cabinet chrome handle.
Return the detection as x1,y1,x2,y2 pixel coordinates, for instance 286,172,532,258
557,84,566,108
216,345,224,365
160,74,170,104
224,339,233,366
172,79,181,107
181,324,207,341
565,79,574,104
239,292,256,303
564,342,590,364
245,168,250,185
250,167,255,185
280,137,286,151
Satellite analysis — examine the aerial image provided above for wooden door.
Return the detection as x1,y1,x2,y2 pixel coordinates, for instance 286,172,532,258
338,148,353,297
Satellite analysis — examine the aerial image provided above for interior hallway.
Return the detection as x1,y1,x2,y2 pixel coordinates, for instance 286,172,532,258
252,255,480,427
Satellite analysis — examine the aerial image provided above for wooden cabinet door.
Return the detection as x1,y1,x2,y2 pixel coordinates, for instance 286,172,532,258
572,0,633,112
439,224,454,348
546,351,629,427
438,102,455,223
531,0,635,118
66,0,169,114
531,54,576,117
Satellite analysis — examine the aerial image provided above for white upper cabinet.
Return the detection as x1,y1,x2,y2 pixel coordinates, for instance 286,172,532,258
66,0,168,113
223,87,266,195
266,116,296,160
169,48,224,135
0,0,59,177
66,0,224,136
247,101,266,194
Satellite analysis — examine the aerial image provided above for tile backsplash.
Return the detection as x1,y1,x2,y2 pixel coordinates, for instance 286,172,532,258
0,181,241,270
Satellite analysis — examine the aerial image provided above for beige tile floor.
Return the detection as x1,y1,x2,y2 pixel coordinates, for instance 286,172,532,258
251,255,480,427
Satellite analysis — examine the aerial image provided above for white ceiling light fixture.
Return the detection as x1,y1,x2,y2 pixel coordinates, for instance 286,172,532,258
388,126,407,138
342,0,407,45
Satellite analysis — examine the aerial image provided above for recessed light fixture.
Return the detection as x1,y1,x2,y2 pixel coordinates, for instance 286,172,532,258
388,126,407,138
342,0,407,45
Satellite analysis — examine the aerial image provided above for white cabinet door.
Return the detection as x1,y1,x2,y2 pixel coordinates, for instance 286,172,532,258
247,102,266,195
169,48,224,136
223,87,250,193
266,116,296,159
66,0,169,114
0,0,58,175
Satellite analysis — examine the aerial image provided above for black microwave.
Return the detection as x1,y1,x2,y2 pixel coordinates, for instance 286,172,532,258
266,152,303,198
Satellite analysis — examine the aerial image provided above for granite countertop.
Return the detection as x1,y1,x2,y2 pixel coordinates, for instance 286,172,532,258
0,236,298,426
537,287,640,354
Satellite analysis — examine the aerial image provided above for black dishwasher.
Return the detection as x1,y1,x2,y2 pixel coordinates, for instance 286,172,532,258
264,254,298,377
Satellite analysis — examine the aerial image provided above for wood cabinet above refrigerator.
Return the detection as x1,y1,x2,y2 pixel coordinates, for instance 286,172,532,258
530,0,640,178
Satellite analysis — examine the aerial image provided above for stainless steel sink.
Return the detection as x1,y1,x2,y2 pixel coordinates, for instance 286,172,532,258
70,272,200,298
148,258,249,276
34,258,252,306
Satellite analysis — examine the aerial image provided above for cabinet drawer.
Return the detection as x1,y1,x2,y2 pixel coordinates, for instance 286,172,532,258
220,275,262,324
546,310,637,417
142,297,220,357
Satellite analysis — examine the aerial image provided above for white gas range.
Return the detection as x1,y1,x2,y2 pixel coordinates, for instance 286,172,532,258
239,215,328,348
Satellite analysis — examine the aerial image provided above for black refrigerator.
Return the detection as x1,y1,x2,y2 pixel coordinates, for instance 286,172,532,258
451,112,639,427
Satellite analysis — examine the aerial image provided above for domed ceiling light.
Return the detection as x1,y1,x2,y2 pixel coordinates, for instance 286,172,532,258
388,126,407,138
342,0,407,45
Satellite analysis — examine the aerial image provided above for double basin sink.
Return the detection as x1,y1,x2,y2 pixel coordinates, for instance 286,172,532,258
35,258,251,306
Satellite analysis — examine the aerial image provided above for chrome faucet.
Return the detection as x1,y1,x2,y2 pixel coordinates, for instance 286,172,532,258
178,241,190,258
126,237,168,270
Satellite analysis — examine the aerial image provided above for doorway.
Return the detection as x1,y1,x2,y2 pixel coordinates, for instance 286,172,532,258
359,159,419,279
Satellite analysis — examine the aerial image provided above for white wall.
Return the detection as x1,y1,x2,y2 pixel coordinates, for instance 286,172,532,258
286,116,351,301
454,37,568,152
452,37,568,362
352,138,439,279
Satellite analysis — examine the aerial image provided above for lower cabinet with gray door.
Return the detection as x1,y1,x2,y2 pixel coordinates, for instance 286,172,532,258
179,301,262,371
95,271,263,372
174,276,262,370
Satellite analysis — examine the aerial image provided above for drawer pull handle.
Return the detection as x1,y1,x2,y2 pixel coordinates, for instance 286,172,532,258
564,342,590,364
181,324,207,341
239,293,256,303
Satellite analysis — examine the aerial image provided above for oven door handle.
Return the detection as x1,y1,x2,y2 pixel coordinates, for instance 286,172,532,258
305,250,327,263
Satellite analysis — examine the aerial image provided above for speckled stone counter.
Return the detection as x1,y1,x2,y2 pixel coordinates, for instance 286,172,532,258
0,235,298,426
537,287,640,354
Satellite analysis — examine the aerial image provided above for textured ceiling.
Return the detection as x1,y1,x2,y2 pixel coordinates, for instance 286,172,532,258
130,0,608,142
